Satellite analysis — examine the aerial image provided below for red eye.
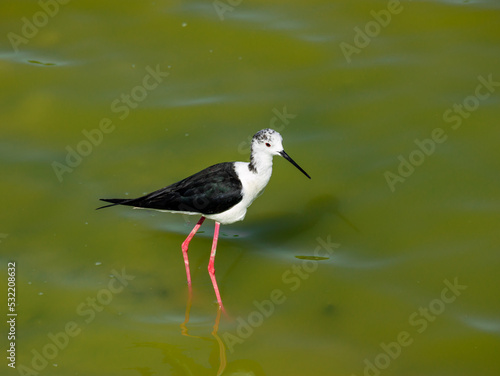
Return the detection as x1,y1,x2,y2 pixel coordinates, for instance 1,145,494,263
265,143,271,147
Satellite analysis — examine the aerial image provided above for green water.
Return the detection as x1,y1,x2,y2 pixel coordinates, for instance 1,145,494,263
1,1,500,375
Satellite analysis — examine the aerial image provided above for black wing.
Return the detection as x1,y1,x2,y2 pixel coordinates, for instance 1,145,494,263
97,162,243,215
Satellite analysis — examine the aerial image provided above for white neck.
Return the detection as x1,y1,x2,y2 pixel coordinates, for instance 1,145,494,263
248,149,274,177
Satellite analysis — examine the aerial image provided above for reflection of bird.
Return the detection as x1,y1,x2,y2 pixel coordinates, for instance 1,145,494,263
98,128,310,309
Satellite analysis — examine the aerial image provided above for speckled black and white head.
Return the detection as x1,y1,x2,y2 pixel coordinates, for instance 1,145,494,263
248,128,311,179
251,128,284,159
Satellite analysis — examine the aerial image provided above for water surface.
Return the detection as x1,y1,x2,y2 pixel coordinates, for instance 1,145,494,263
1,1,499,375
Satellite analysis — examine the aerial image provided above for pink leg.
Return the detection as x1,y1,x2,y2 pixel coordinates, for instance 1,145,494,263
181,216,205,286
208,222,225,311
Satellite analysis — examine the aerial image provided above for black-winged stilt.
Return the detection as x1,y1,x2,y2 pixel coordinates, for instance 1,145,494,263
97,128,310,309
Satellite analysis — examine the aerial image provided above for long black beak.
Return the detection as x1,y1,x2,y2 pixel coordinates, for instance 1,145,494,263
280,150,311,179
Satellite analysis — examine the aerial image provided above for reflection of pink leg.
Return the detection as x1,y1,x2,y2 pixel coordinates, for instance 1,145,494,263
180,283,193,337
181,216,205,286
208,222,225,312
212,306,227,375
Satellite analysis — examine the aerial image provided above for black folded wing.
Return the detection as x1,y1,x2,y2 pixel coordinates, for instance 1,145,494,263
98,162,243,215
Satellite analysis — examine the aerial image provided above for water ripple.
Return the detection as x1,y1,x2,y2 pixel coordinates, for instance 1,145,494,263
459,315,500,334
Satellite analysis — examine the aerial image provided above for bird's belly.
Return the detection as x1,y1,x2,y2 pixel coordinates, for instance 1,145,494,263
206,201,248,224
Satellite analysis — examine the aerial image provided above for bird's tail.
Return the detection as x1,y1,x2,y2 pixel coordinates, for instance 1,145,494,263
96,198,131,210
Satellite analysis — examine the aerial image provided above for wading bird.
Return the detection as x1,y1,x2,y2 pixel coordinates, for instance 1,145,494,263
98,128,310,309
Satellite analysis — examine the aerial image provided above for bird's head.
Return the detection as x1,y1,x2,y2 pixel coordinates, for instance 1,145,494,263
251,128,284,156
251,128,311,179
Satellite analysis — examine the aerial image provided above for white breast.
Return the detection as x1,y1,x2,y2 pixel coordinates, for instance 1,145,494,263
205,162,273,225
